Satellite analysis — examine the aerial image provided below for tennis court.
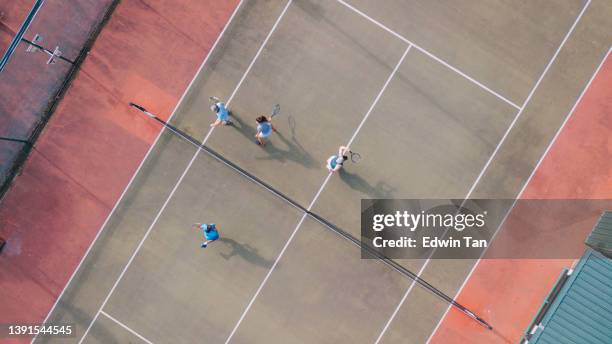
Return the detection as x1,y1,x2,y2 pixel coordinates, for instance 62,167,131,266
35,0,611,343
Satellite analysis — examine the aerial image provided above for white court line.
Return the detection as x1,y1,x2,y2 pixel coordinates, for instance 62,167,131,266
76,0,292,342
464,0,592,200
373,257,430,344
374,1,592,342
77,142,202,344
425,46,611,344
73,1,297,343
223,171,326,344
31,1,245,343
223,212,307,344
100,311,154,344
307,44,413,211
77,0,292,341
335,0,521,110
224,44,412,344
307,173,334,211
346,45,412,147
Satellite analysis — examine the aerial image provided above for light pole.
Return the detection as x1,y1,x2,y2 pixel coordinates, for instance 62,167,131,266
0,137,31,145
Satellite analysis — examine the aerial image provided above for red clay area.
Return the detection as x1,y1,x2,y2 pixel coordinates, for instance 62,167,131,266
0,0,114,185
0,0,238,341
430,52,612,343
0,2,33,52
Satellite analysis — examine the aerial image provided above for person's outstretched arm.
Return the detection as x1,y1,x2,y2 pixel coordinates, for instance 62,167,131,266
338,146,349,156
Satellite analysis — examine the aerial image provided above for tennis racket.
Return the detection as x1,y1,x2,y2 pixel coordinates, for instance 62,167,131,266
271,103,281,117
288,115,296,130
349,151,361,163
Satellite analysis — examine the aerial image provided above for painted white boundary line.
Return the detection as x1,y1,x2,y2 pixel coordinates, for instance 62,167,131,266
425,46,611,344
373,252,430,344
374,1,592,342
515,48,609,200
31,1,245,343
77,144,201,343
463,0,592,200
346,45,412,148
100,311,154,344
76,1,293,342
224,44,412,344
335,0,520,110
222,212,307,344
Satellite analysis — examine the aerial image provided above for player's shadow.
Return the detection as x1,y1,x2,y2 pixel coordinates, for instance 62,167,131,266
230,114,318,169
218,237,275,268
338,169,397,198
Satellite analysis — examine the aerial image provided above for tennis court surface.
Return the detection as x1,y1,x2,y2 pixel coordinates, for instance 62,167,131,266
35,0,611,343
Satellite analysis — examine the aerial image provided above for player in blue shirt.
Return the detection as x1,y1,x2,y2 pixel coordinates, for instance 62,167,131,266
255,115,276,146
327,146,349,172
193,223,219,248
210,101,232,127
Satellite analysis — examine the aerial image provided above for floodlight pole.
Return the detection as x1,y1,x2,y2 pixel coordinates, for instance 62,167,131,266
0,137,31,145
21,38,74,64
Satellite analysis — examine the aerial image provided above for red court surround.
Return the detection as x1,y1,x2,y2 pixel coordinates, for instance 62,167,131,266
430,53,612,344
0,1,239,342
